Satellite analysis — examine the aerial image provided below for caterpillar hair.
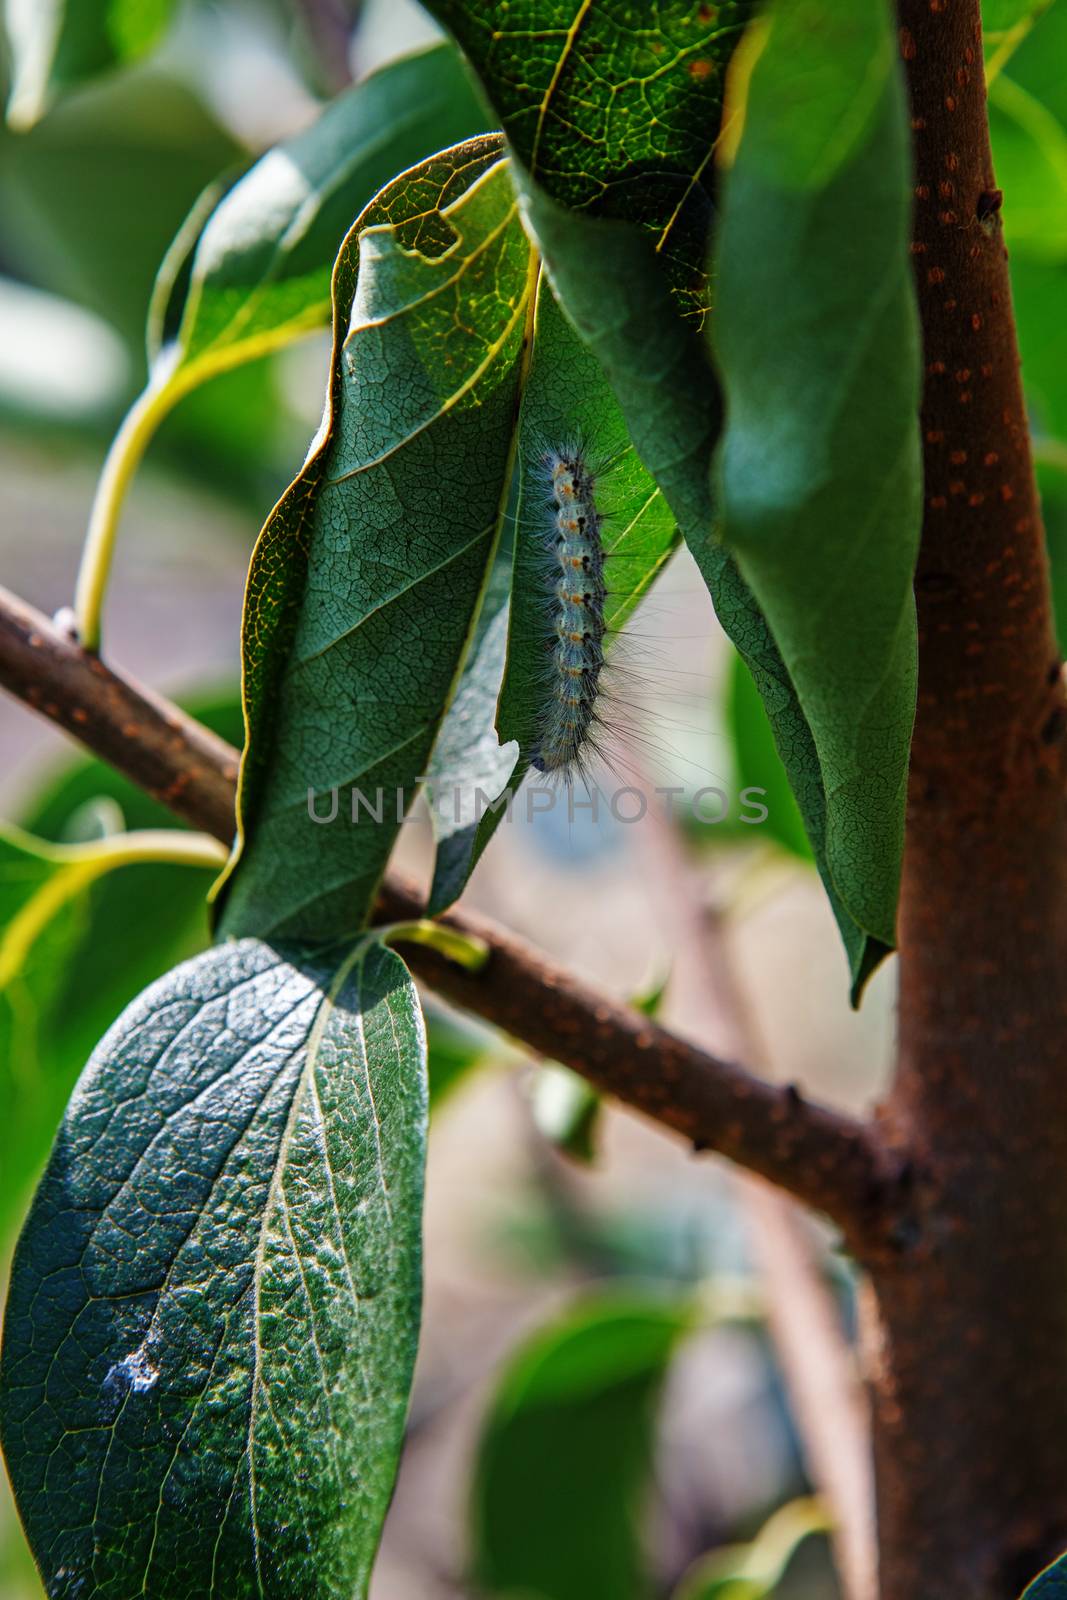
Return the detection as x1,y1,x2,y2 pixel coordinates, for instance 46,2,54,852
530,440,608,779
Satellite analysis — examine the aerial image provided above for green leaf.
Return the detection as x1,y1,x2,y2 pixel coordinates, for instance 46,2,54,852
157,46,491,389
425,273,678,912
216,138,537,941
727,653,811,863
423,0,751,313
712,0,921,976
425,996,494,1108
984,0,1059,81
1022,1554,1067,1597
75,44,494,648
987,74,1067,259
423,531,520,913
0,935,427,1599
4,0,174,129
0,822,225,1240
0,73,241,349
421,0,896,992
470,1294,694,1600
673,1497,832,1600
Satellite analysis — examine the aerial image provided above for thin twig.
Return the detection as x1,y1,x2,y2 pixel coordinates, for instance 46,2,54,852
0,583,903,1249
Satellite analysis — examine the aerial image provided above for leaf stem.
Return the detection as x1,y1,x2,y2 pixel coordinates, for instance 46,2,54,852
379,919,490,972
73,371,179,652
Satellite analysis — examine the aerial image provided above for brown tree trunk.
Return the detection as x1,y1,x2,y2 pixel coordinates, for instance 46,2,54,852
866,4,1067,1594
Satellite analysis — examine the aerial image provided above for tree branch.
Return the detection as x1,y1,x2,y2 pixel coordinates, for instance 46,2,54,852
0,582,903,1249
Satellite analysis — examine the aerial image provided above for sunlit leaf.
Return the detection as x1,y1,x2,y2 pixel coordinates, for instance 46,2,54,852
216,138,531,940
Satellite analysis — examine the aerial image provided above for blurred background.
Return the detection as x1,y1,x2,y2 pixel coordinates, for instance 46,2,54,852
1,2,1064,1596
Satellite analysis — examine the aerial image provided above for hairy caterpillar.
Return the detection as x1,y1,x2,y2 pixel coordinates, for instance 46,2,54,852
530,442,608,777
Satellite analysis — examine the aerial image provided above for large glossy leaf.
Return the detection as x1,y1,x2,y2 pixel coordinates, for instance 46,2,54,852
470,1294,693,1600
0,935,427,1599
216,138,536,940
1022,1554,1067,1597
425,0,751,313
4,0,174,129
712,0,921,970
421,0,899,991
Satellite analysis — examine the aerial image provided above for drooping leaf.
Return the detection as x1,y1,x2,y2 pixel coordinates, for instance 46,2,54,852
0,935,427,1600
4,0,175,129
421,0,896,991
470,1294,694,1600
1022,1553,1067,1597
712,0,921,976
424,0,750,314
216,138,535,940
673,1497,832,1599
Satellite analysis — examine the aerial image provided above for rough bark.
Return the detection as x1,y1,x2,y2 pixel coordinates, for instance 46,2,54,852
867,5,1067,1594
